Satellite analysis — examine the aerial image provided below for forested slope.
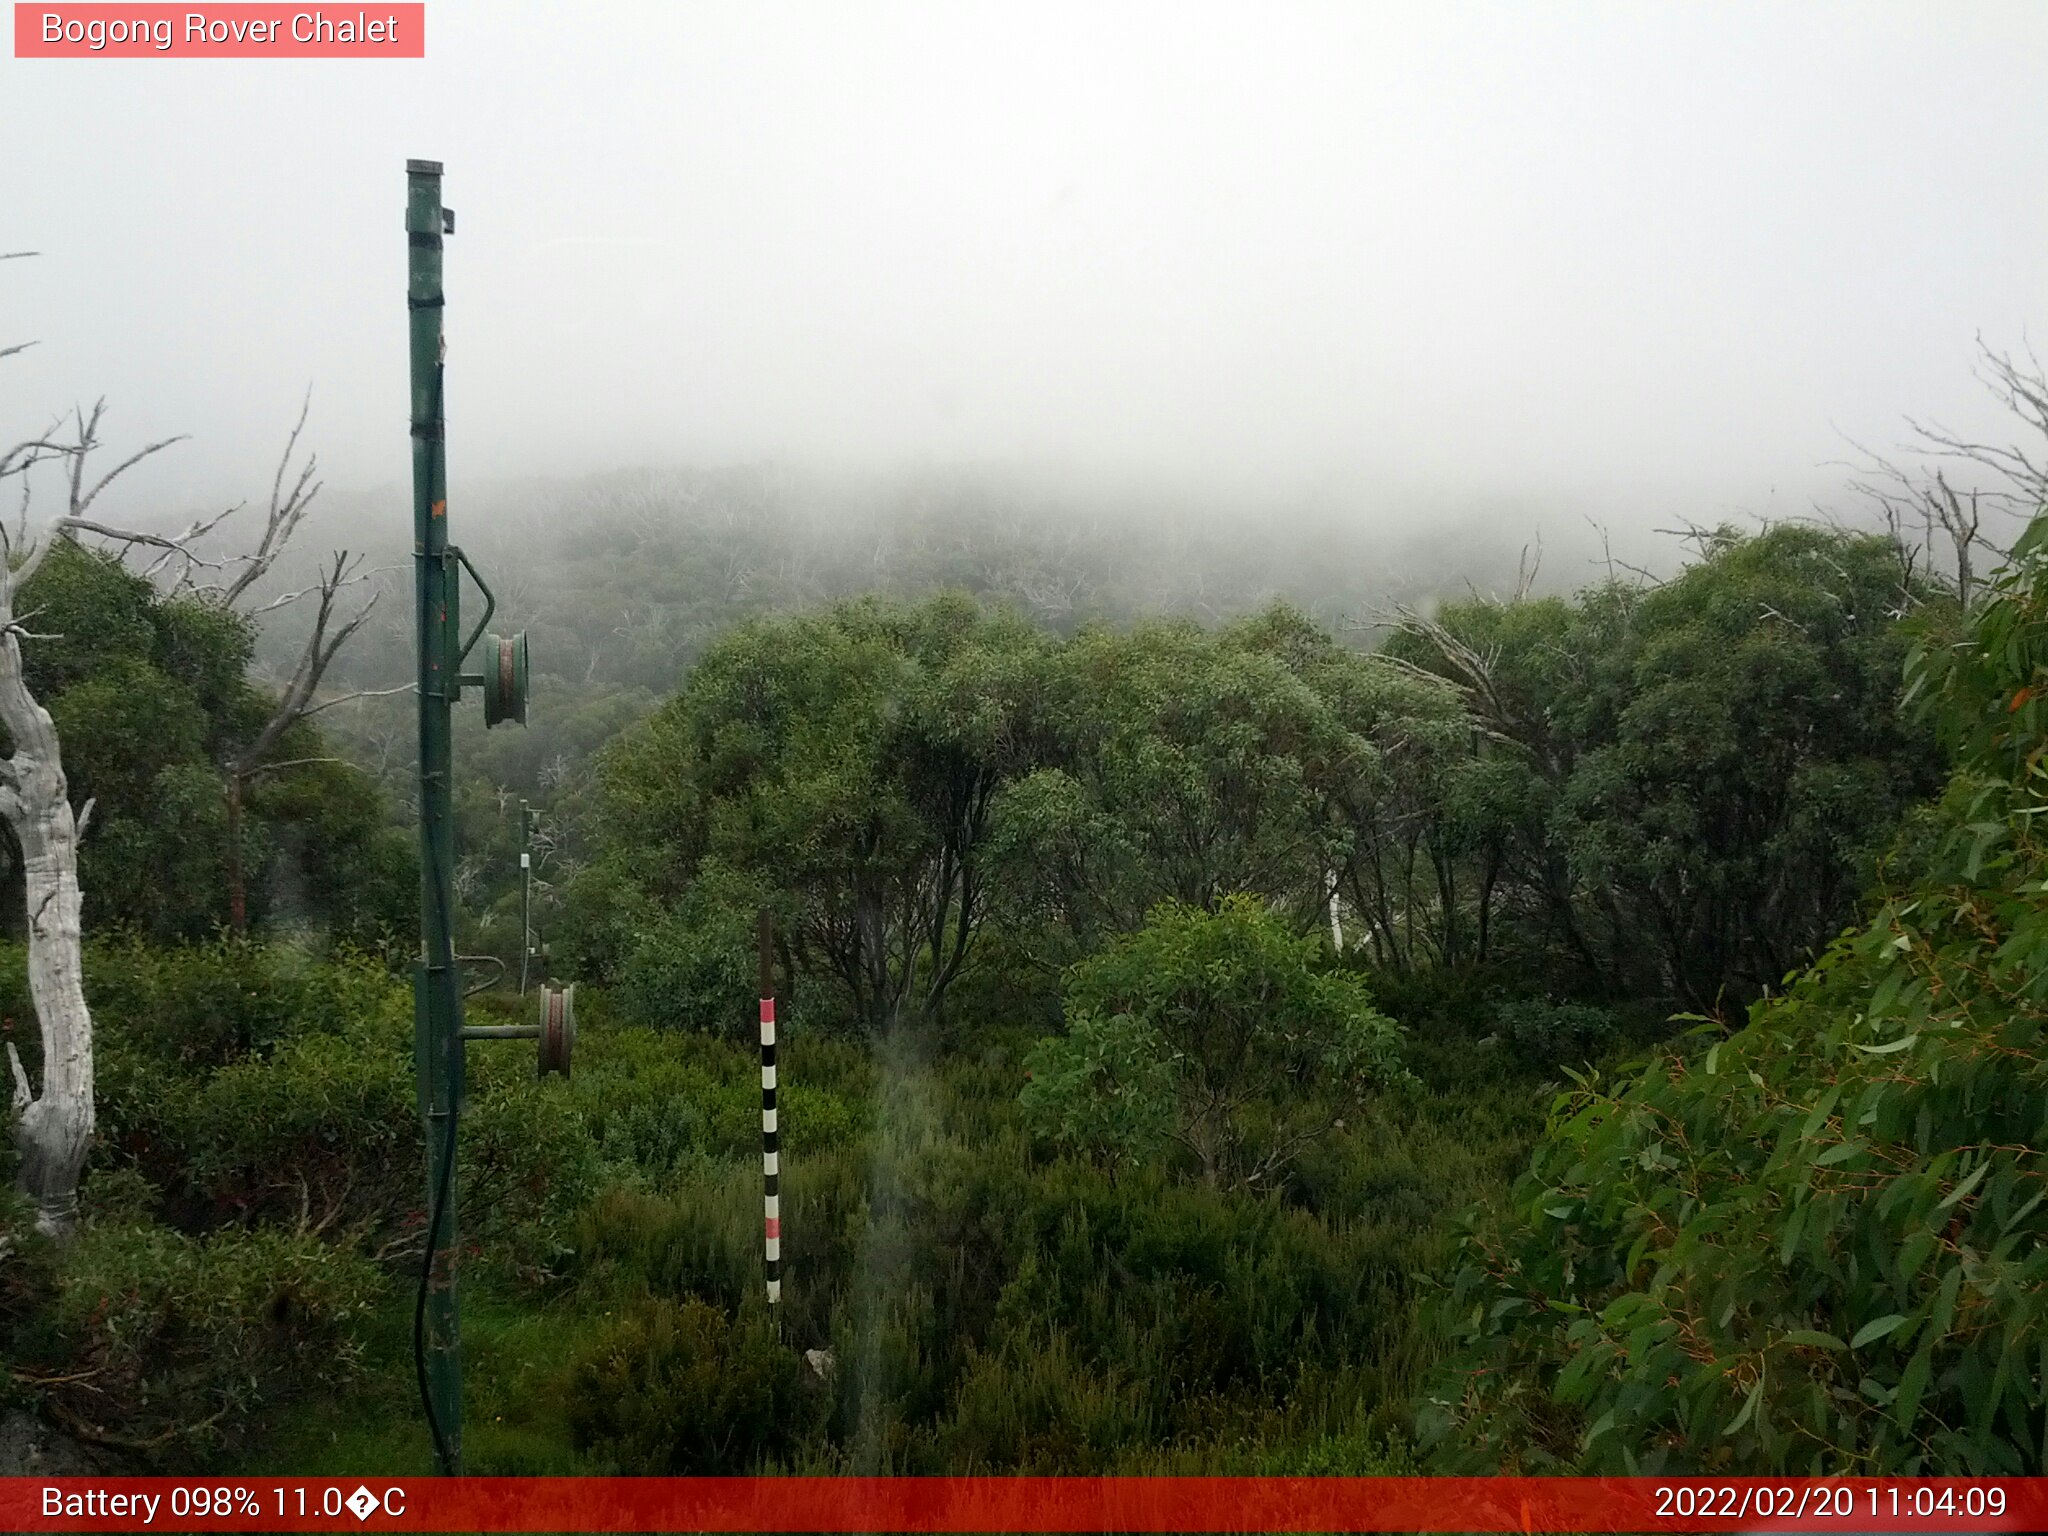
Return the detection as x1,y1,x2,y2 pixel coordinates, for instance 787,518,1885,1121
3,481,2039,1478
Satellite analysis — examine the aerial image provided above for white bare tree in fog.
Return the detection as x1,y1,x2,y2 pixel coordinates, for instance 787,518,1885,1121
1844,340,2048,612
2,255,385,1233
205,395,394,931
1,249,185,1233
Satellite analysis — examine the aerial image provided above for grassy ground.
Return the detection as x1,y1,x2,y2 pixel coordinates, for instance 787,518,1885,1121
244,985,1554,1478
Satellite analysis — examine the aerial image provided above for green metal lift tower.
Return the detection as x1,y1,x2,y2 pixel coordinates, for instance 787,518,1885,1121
407,157,569,1475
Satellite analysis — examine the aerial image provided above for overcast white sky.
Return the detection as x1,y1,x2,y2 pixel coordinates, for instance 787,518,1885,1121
3,1,2044,538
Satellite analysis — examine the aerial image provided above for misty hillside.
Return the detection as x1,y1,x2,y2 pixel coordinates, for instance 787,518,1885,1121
6,0,2047,1499
265,467,1606,700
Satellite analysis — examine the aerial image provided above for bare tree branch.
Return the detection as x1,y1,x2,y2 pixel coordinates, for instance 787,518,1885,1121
299,681,416,717
221,387,320,606
243,556,399,617
1831,338,2048,609
243,755,368,780
57,516,210,559
230,552,379,779
1373,604,1531,747
2,406,194,591
0,430,70,484
65,401,189,523
1513,534,1543,602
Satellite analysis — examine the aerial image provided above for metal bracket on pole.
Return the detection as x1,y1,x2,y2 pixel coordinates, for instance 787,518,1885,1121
449,545,496,675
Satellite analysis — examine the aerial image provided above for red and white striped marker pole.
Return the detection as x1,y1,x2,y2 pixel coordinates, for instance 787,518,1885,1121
756,909,780,1306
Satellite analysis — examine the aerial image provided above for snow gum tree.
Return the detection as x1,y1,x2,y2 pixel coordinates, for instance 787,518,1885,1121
0,395,177,1234
1,254,371,1234
0,541,94,1235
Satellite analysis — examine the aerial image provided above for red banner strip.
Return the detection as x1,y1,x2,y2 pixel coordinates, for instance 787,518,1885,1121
13,5,424,58
3,1476,2045,1532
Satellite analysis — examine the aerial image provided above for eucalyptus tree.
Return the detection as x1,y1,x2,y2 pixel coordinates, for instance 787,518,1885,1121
1430,514,2048,1474
1231,605,1479,970
987,611,1363,956
594,593,1054,1033
1390,526,1944,1004
2,255,387,1231
202,396,395,931
986,605,1487,974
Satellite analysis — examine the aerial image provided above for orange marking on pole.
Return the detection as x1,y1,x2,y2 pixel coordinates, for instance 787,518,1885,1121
432,500,447,518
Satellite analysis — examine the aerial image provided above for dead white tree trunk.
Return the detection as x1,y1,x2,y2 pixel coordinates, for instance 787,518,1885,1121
0,596,93,1235
4,236,192,1241
0,398,182,1237
2,256,380,1234
0,256,92,1234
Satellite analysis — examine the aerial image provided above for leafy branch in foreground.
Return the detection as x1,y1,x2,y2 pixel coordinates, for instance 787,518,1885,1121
1424,516,2048,1474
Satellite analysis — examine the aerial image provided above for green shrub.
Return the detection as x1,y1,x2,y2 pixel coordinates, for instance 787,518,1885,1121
1260,1422,1421,1474
571,1020,867,1181
940,1328,1151,1471
578,1060,726,1178
613,865,764,1038
1023,896,1412,1189
37,1219,382,1454
0,1190,57,1414
933,924,1064,1043
58,941,593,1271
569,1136,872,1352
167,1029,415,1229
68,936,401,1077
572,1177,758,1313
1488,998,1625,1071
564,1296,809,1472
461,1049,608,1279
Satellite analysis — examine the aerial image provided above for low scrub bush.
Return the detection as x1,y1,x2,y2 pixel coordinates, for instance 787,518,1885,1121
1024,897,1411,1189
45,937,399,1078
564,1296,810,1472
32,1218,382,1455
940,1327,1151,1471
571,1014,868,1182
1488,997,1626,1071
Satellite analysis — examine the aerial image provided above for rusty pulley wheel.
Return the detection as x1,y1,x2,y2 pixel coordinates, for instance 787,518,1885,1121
537,983,574,1079
481,629,529,727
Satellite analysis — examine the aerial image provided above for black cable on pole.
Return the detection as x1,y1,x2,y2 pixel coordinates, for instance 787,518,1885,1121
414,750,458,1473
415,1100,458,1472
